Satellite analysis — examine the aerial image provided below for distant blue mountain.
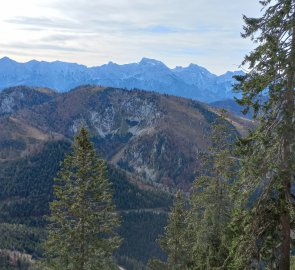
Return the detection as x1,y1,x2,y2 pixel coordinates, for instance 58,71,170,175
0,57,243,102
210,99,252,119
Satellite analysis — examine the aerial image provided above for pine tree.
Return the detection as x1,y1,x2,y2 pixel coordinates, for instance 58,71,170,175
43,127,121,270
229,1,295,268
148,191,189,270
187,115,237,269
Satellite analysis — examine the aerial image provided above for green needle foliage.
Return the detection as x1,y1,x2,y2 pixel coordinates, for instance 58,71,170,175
149,115,237,270
229,0,295,268
43,127,121,270
186,114,237,269
148,191,190,270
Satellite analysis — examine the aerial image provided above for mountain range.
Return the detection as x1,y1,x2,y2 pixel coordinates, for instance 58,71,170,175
0,57,243,102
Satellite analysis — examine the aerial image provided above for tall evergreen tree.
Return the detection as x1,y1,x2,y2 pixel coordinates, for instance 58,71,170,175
230,1,295,268
148,191,189,270
150,115,237,270
43,127,121,270
187,115,237,269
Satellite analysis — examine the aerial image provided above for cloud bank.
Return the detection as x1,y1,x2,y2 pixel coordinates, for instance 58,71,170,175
0,0,262,74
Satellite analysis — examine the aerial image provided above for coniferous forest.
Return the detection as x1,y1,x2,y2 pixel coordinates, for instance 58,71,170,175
0,0,295,269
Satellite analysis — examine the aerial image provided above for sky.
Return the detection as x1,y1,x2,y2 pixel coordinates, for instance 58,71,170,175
0,0,262,74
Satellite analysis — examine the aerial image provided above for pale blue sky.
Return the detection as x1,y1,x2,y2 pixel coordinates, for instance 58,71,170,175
0,0,262,74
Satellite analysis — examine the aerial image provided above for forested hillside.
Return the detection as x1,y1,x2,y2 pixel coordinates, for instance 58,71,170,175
0,85,246,269
0,85,251,189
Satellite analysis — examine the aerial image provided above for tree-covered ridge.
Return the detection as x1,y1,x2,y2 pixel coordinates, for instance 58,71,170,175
0,86,57,116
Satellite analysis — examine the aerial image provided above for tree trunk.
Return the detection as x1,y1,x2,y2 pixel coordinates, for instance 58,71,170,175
279,191,291,270
80,220,85,270
279,3,295,269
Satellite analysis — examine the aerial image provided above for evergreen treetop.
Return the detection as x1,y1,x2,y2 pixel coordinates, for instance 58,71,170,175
44,127,121,270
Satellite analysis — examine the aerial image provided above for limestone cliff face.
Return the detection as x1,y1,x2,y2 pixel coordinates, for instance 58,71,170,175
0,85,248,189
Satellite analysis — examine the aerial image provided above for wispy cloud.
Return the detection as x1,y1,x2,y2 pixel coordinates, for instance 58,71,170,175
6,16,76,29
0,42,88,52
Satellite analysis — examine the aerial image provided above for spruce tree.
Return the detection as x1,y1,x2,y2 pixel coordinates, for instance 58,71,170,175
187,115,236,269
150,116,237,270
148,191,189,270
43,127,121,270
229,0,295,268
